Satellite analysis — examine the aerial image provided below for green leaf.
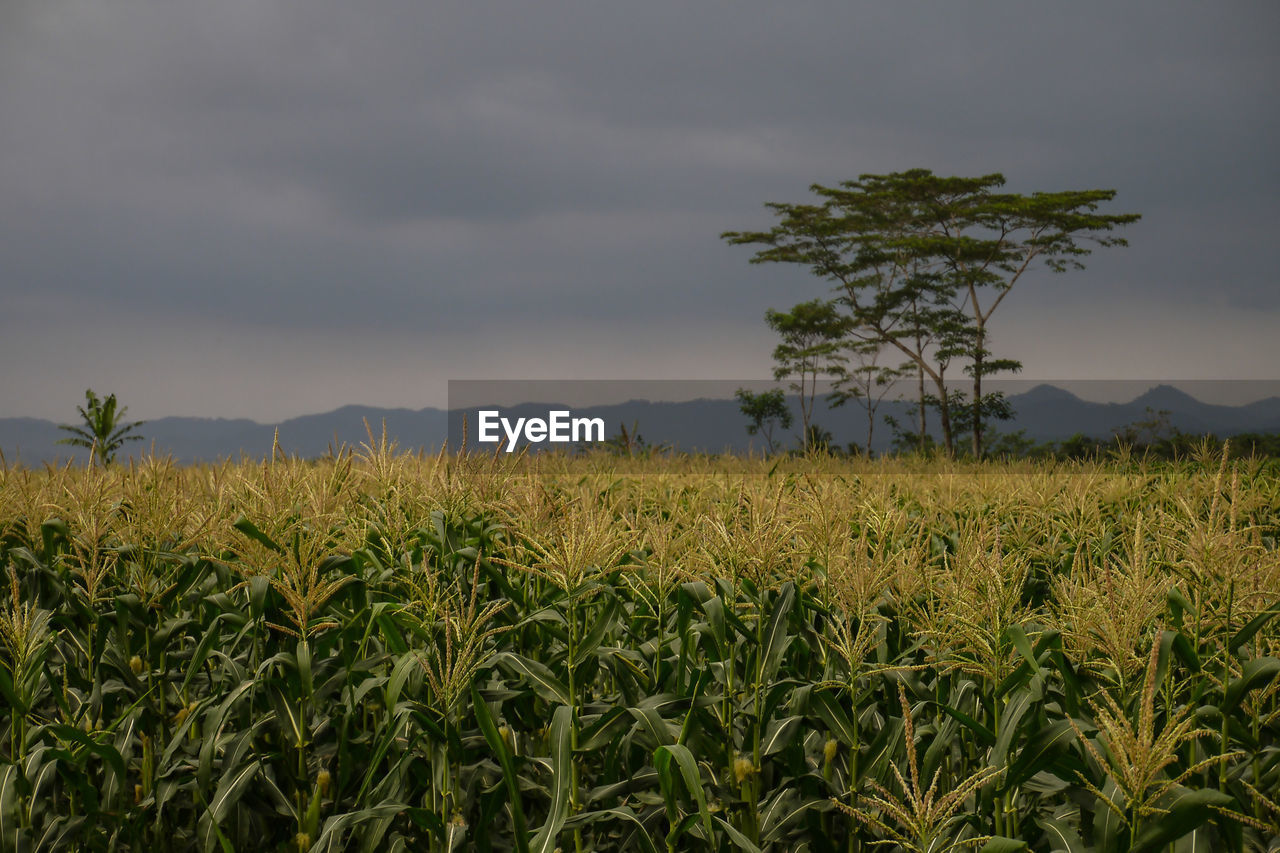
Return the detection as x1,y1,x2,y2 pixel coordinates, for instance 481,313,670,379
713,814,763,851
565,807,660,853
1229,603,1280,654
809,687,857,747
1092,777,1127,853
586,770,660,806
934,699,996,747
313,803,419,852
1167,588,1194,627
268,685,305,747
0,665,25,716
529,705,573,853
629,706,675,748
40,518,70,559
385,651,420,711
1005,624,1041,673
653,746,682,830
1037,814,1087,852
572,596,618,667
296,638,313,698
48,725,127,792
232,515,284,552
1131,787,1237,852
861,716,904,784
990,688,1032,770
0,764,20,842
180,612,239,695
1049,648,1084,718
760,582,795,684
761,715,803,755
472,685,529,853
654,743,713,841
1221,657,1280,713
578,707,631,751
1004,719,1078,789
761,797,827,843
702,596,727,655
499,654,573,706
197,682,256,790
979,838,1028,853
201,761,260,845
353,705,416,807
1171,630,1201,673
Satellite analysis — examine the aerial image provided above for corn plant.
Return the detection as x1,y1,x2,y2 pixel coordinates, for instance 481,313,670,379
0,447,1275,851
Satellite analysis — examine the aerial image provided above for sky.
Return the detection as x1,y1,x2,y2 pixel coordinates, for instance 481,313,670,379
1,1,1277,421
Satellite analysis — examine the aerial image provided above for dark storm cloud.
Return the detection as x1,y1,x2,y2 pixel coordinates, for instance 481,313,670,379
1,0,1277,418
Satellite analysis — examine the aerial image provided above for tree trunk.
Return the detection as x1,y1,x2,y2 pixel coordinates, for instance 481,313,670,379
916,364,927,453
866,402,874,458
801,370,814,451
972,320,985,459
934,369,955,457
880,327,948,456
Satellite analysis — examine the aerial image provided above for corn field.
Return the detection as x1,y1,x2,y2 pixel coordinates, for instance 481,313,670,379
1,440,1278,852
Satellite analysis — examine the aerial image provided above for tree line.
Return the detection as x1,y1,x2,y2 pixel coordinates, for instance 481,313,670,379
724,169,1140,458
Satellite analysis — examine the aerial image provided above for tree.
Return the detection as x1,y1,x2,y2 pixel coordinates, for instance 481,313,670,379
882,410,939,456
764,299,851,451
865,171,1139,457
942,388,1017,457
723,169,1140,457
724,186,971,454
828,340,907,458
801,422,835,455
57,388,146,465
600,421,671,458
735,388,792,455
1113,406,1176,448
983,428,1039,459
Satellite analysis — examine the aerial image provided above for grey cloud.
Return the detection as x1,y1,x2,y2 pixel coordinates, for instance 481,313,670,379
1,0,1276,419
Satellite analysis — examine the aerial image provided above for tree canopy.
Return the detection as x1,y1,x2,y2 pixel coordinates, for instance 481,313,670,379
724,169,1140,457
764,299,850,451
734,388,793,455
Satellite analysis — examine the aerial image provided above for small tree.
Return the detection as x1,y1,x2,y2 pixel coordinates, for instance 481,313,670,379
57,389,145,465
882,411,939,457
601,421,672,458
765,299,851,451
943,388,1017,457
735,388,793,455
802,423,835,455
1113,407,1176,448
829,340,909,458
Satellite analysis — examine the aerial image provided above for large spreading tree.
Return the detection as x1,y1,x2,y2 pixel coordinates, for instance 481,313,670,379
724,169,1139,457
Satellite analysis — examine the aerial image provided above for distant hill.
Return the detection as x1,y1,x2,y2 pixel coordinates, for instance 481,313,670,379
4,384,1280,464
999,383,1280,442
0,408,449,465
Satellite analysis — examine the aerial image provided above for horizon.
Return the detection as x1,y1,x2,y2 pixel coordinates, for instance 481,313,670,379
8,380,1280,427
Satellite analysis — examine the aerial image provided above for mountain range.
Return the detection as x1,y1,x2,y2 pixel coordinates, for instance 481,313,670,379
4,384,1280,464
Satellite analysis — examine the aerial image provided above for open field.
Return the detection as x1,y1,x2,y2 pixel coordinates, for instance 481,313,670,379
1,446,1278,851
